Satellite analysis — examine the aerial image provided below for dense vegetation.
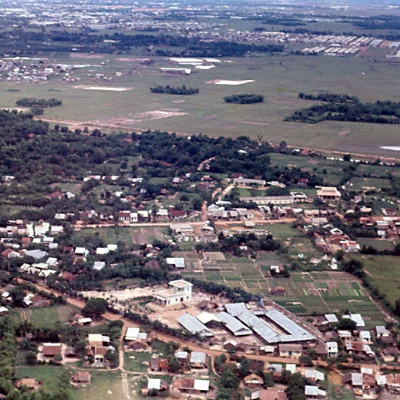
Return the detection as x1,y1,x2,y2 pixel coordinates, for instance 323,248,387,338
16,98,62,108
0,28,284,57
224,94,264,104
298,92,358,103
0,111,319,224
286,93,400,124
150,85,199,95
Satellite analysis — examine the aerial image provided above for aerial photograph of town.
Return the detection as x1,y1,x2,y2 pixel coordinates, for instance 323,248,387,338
2,0,400,398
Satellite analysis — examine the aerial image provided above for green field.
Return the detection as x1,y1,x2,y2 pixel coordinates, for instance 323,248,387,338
72,371,125,400
2,52,400,157
16,365,65,393
183,251,385,321
74,226,168,246
124,352,151,373
359,255,400,308
20,305,75,329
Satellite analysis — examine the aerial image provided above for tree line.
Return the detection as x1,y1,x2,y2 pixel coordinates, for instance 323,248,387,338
286,93,400,124
150,85,199,95
16,98,62,108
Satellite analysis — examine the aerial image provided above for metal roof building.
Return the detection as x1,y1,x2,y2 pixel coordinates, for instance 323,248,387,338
225,302,248,317
177,313,213,337
216,311,253,336
190,351,207,364
225,303,315,344
265,309,315,342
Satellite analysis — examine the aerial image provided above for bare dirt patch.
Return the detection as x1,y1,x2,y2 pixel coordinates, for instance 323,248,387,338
70,53,104,59
338,130,351,136
73,85,131,92
204,252,225,261
209,79,255,85
133,109,187,121
239,121,269,127
80,287,154,302
131,226,165,244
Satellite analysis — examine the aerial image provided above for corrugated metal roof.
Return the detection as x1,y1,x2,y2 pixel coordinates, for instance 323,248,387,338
194,379,209,391
216,311,252,336
148,379,161,390
225,303,315,343
177,313,213,337
197,312,219,325
225,302,247,316
190,351,207,364
305,386,319,396
265,309,315,342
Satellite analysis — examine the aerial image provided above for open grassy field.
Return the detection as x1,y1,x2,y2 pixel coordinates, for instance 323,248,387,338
2,52,400,157
124,352,151,373
74,226,168,246
272,271,383,324
19,305,75,329
71,371,125,400
359,255,400,308
183,252,384,321
16,365,65,392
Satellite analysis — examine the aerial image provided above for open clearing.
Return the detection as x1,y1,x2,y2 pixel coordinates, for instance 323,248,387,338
182,255,385,324
358,255,400,308
1,53,400,157
74,85,132,92
212,79,255,85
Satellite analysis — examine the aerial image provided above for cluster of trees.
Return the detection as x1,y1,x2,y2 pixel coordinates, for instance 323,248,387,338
179,41,283,57
286,94,400,124
298,92,358,103
15,98,62,116
16,98,62,108
193,230,281,257
187,277,259,303
0,316,74,400
217,232,281,255
224,94,264,104
150,85,199,95
350,14,400,32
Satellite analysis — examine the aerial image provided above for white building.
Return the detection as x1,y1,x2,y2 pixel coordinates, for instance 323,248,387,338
153,279,193,306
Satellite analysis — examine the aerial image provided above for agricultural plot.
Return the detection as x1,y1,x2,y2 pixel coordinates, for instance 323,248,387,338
131,226,166,244
272,271,384,323
185,254,382,320
357,239,397,252
173,251,202,270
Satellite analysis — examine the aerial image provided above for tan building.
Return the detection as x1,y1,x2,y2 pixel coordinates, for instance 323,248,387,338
317,187,341,201
153,279,193,306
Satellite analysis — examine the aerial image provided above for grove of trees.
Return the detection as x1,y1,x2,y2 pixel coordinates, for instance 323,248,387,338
224,94,264,104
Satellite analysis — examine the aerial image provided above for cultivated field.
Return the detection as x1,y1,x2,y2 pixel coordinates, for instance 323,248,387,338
2,52,400,157
181,253,385,324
